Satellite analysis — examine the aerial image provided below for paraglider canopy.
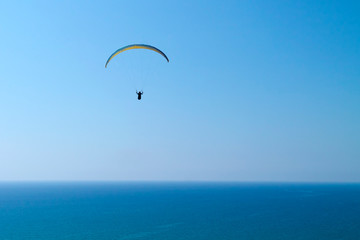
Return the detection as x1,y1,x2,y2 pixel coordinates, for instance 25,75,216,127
105,44,169,68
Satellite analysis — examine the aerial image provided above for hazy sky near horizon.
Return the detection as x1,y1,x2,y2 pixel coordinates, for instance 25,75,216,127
0,0,359,182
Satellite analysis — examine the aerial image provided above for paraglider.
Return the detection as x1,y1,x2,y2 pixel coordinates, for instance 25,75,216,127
105,44,169,100
136,90,143,100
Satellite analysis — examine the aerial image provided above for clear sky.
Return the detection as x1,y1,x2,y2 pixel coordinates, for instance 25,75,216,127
0,0,359,182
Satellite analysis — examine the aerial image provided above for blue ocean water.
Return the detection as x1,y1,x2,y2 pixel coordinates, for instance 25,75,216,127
0,183,359,239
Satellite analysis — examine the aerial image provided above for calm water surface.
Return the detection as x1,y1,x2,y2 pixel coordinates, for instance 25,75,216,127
0,182,359,239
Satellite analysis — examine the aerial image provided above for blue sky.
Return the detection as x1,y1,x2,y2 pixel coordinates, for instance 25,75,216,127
0,0,359,181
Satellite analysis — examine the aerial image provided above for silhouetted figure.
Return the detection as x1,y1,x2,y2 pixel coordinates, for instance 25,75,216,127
136,90,143,100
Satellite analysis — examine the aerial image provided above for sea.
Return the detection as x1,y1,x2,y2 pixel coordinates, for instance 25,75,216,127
0,182,359,240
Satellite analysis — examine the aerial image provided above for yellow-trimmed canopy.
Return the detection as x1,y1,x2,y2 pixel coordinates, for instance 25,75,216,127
105,44,169,68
